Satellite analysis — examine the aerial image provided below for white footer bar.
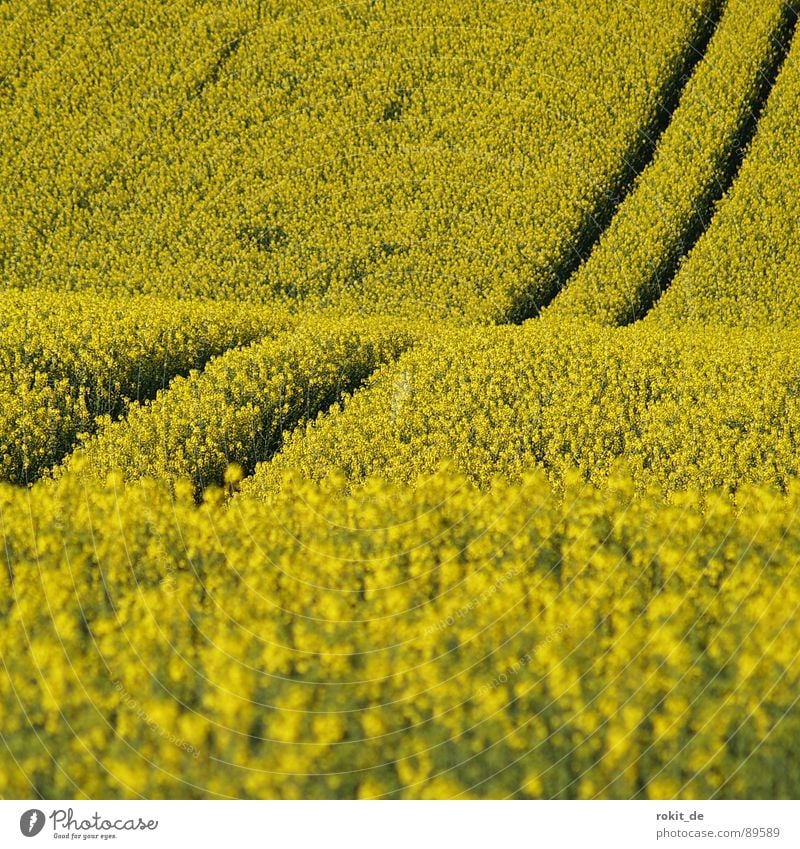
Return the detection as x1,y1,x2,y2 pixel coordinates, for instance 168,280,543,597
1,800,797,848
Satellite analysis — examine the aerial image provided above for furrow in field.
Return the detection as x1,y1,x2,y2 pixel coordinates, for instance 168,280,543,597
58,317,431,498
1,1,720,321
241,321,800,500
650,6,800,325
0,291,294,484
542,0,797,326
512,0,722,321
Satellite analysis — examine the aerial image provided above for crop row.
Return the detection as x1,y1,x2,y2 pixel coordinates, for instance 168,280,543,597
62,316,430,496
243,321,800,499
653,2,800,325
545,0,796,325
0,291,291,483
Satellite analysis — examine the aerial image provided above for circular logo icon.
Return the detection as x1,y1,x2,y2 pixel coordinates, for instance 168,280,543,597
19,809,45,837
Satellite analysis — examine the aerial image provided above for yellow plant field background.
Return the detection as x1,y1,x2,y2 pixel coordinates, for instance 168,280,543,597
1,0,800,799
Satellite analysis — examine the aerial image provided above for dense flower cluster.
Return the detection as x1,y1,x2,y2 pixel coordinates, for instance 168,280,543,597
2,469,800,798
0,0,716,320
244,321,800,498
63,317,429,495
545,0,796,325
0,366,86,485
0,291,290,483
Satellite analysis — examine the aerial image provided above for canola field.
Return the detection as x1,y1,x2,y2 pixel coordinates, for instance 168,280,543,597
1,0,800,799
